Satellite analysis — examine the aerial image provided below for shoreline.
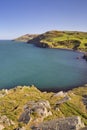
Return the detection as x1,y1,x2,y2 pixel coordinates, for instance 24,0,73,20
12,39,86,54
0,82,87,93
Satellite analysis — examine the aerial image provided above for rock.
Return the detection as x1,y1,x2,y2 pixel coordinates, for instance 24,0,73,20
18,109,30,124
36,42,49,48
56,95,71,105
27,100,52,117
14,127,26,130
36,100,51,109
0,115,14,126
0,89,8,98
36,116,85,130
19,100,52,125
82,95,87,108
53,91,67,97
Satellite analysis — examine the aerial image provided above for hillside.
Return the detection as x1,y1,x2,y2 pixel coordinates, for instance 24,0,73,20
15,30,87,51
14,34,38,42
0,85,87,129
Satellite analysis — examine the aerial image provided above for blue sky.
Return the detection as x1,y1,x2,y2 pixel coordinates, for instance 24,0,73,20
0,0,87,39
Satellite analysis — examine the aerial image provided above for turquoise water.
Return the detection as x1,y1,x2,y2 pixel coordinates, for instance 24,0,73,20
0,40,87,91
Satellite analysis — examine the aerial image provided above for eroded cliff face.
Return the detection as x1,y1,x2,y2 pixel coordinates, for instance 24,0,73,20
0,85,87,130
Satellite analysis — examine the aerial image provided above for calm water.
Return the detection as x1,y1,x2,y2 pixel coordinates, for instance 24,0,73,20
0,40,87,91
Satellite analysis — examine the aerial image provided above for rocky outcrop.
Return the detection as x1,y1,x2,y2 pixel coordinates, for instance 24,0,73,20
56,95,71,105
35,42,49,48
33,116,85,130
53,91,67,97
18,100,52,124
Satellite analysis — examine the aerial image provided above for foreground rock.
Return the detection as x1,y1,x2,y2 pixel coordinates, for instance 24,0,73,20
31,116,85,130
18,100,52,124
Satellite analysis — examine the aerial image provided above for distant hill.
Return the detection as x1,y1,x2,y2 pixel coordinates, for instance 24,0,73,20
14,34,38,42
15,30,87,51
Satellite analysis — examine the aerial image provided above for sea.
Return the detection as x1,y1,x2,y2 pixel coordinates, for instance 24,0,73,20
0,40,87,91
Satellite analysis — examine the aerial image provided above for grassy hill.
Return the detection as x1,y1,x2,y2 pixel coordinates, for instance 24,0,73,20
15,30,87,51
14,34,38,42
1,85,87,129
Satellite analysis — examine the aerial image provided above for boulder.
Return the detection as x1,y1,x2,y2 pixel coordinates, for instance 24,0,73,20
36,116,85,130
27,100,52,117
19,100,52,125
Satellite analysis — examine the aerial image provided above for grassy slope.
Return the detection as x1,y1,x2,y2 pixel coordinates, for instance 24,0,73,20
1,85,87,129
14,34,38,42
41,31,87,50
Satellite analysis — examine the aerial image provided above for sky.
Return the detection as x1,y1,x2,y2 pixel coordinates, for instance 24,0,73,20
0,0,87,39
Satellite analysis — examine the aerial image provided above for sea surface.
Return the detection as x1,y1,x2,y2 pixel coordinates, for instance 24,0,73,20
0,40,87,91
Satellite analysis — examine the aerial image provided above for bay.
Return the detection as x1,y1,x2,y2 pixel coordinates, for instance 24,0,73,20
0,40,87,91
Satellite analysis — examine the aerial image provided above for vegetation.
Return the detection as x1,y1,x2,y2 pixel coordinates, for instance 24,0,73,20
0,85,87,129
15,30,87,51
14,34,38,42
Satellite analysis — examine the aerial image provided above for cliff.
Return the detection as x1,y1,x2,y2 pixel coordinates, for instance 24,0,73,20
0,85,87,129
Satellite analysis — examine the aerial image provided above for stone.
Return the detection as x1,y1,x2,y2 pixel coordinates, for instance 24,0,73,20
18,110,30,124
14,127,26,130
25,100,52,117
53,91,67,97
0,115,14,126
56,95,71,105
36,116,85,130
